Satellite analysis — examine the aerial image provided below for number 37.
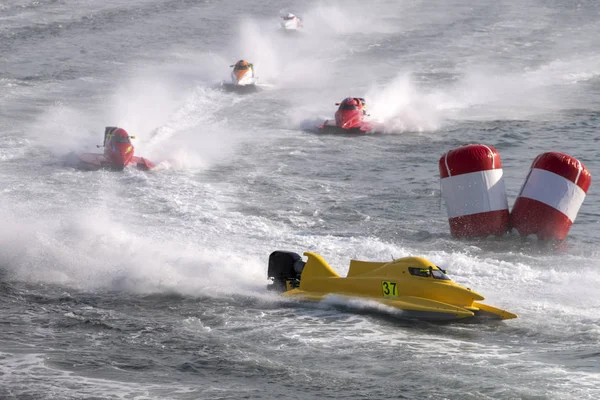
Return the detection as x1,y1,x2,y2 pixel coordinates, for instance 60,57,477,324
381,280,398,297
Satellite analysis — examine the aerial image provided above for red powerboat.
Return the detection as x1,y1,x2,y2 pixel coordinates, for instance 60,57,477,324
318,97,385,134
66,127,155,171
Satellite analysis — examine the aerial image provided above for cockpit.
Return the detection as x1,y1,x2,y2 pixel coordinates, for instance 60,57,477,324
234,64,249,71
283,15,296,20
408,266,451,280
111,135,131,143
339,97,364,111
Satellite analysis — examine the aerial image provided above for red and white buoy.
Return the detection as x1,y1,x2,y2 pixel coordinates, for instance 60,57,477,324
510,152,591,240
439,144,509,238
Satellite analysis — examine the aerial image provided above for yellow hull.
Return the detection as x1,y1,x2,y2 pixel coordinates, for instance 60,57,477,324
269,251,517,322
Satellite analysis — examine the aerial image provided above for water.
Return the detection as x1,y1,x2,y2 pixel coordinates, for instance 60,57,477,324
1,0,600,398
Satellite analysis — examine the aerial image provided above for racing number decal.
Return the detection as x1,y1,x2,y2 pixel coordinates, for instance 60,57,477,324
381,281,398,297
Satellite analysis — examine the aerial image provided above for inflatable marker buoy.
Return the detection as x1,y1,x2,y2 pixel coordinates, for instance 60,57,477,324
439,144,509,238
510,152,591,240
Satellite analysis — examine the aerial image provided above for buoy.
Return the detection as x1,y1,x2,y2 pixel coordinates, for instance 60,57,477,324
510,152,591,240
439,144,509,237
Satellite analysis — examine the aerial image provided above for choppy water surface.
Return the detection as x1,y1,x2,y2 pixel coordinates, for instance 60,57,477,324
1,0,600,399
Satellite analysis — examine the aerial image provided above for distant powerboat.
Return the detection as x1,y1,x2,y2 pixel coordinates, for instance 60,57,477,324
221,59,259,93
318,97,385,134
268,251,517,322
280,13,303,32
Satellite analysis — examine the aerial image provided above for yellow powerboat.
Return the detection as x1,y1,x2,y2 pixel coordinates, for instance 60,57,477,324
267,251,517,322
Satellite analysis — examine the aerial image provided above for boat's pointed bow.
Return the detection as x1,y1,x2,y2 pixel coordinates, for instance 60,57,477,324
472,302,518,320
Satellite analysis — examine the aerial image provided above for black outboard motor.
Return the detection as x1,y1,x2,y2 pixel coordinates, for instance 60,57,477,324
267,251,305,292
